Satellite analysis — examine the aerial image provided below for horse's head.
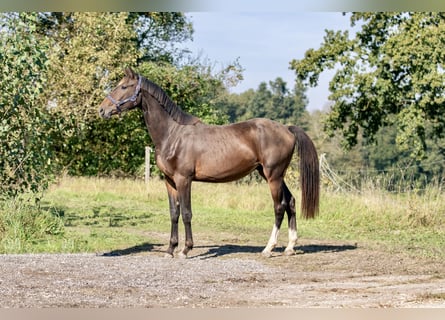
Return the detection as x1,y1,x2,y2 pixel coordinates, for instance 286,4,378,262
98,68,142,119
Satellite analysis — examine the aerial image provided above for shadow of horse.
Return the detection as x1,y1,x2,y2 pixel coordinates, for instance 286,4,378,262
296,244,357,254
99,242,357,259
192,243,357,260
100,242,163,256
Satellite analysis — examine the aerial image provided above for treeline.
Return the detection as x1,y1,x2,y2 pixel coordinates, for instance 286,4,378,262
217,77,308,127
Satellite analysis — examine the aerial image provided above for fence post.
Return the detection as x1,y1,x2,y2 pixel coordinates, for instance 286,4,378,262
145,146,151,185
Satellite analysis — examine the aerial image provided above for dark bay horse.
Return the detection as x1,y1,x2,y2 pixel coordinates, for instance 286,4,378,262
99,68,319,258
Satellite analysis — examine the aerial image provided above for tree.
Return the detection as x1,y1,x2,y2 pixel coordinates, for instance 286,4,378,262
130,12,193,63
0,13,53,197
34,12,142,176
44,12,140,123
216,89,255,123
291,13,445,158
248,82,272,119
37,12,193,128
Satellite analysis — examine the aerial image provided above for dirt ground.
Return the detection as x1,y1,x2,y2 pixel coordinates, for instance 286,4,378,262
0,238,444,308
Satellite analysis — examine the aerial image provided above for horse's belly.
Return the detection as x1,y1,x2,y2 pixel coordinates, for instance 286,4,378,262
194,154,258,182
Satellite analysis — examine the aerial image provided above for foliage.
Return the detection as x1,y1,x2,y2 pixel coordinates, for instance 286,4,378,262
34,12,241,177
291,13,445,159
218,77,309,128
44,12,139,124
0,13,54,197
0,11,242,191
0,198,65,253
40,12,194,123
307,110,445,192
37,12,142,177
130,12,194,63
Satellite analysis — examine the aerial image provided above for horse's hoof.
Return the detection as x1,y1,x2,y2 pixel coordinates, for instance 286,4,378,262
261,250,272,258
284,249,296,256
164,252,174,258
178,251,188,259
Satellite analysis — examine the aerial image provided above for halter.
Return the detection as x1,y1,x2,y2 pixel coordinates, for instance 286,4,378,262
106,76,142,113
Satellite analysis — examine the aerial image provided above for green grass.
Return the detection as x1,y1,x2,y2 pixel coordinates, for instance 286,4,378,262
1,176,444,260
303,188,445,259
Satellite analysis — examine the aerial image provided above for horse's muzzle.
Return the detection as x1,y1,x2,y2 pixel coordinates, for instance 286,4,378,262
98,106,111,119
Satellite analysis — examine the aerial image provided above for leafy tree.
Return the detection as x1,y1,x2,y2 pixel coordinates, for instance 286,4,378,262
0,13,53,197
291,12,445,159
130,12,193,63
44,12,140,123
36,12,193,65
35,12,141,176
216,89,255,123
139,61,242,124
248,82,272,119
267,77,308,125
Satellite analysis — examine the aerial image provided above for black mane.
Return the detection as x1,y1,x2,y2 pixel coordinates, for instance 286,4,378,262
140,77,201,126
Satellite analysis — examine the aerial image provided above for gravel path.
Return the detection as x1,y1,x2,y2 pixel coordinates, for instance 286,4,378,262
1,240,444,307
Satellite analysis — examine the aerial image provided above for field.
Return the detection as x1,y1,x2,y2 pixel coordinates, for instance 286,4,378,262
1,176,444,260
1,176,445,307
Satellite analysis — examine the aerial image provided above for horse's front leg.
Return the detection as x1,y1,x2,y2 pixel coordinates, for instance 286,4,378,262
176,177,193,259
165,179,180,258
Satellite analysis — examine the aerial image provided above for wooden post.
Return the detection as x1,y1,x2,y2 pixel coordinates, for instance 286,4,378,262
145,146,151,185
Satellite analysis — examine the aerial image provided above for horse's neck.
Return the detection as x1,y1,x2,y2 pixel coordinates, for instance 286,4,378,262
141,93,180,148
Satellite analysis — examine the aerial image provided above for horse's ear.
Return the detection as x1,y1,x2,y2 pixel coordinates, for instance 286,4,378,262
124,67,136,79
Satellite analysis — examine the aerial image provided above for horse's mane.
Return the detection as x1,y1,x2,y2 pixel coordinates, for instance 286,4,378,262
140,77,201,126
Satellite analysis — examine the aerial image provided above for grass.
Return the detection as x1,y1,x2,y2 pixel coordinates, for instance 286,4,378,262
304,188,445,259
0,176,444,260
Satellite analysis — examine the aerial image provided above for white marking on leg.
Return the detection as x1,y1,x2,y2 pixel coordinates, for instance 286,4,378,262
262,225,279,257
284,228,298,256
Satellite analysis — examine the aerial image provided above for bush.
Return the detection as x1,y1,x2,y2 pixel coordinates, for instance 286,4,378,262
0,13,55,197
0,199,65,253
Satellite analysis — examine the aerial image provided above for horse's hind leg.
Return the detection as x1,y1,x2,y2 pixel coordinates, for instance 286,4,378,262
262,176,286,258
283,182,298,256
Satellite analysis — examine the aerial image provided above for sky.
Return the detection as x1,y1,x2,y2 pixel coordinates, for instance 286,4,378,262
181,12,353,111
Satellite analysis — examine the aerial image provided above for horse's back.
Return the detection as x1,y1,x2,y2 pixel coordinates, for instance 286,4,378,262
244,118,296,153
188,118,294,182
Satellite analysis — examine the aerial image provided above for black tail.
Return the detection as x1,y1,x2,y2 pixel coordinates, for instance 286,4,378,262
288,126,320,219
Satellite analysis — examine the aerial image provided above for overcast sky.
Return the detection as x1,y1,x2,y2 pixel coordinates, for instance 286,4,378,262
182,12,353,111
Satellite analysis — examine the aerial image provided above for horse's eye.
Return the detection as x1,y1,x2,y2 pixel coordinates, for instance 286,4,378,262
121,85,128,90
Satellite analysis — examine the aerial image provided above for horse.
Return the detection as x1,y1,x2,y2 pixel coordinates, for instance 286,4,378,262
98,68,320,258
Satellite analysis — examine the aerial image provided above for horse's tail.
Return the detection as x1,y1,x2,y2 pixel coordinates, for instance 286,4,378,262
288,125,320,219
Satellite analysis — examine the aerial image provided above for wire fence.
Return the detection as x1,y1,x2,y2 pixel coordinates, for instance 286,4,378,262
319,153,445,194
